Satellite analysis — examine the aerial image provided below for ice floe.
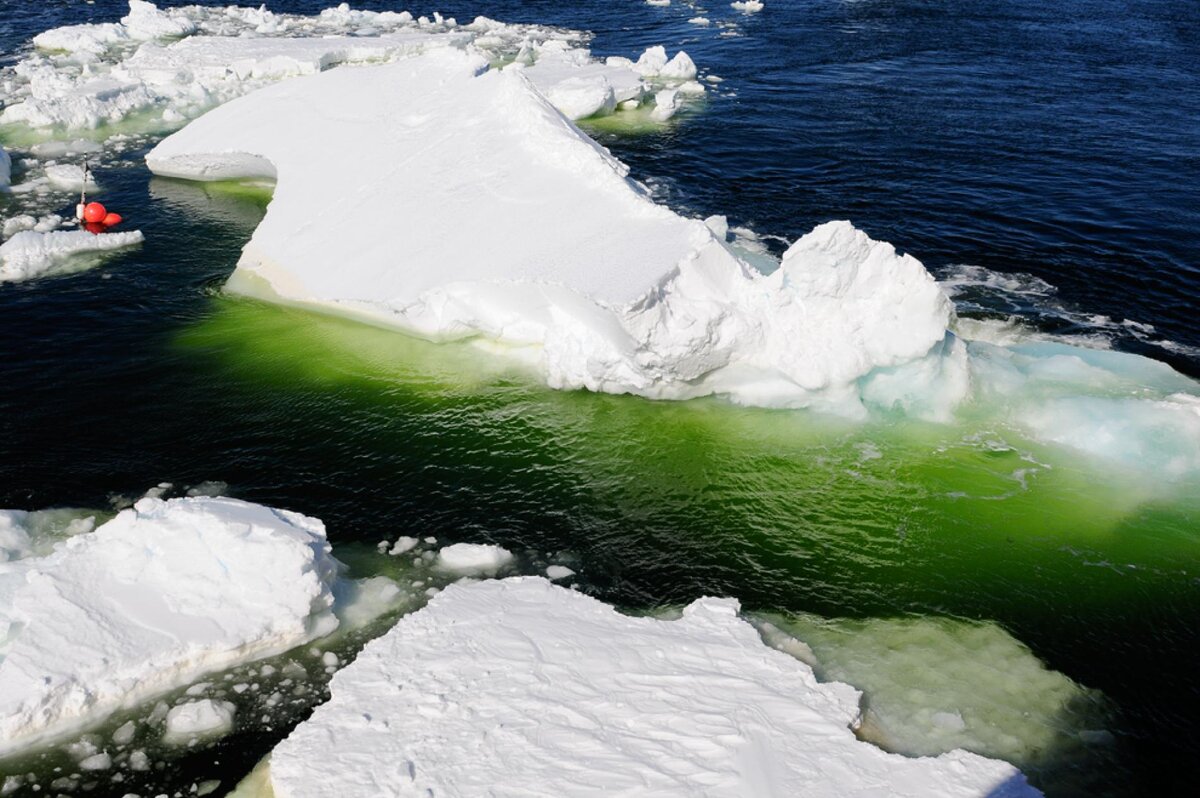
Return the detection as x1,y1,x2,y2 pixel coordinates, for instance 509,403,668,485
0,496,341,755
146,50,947,417
0,228,144,283
144,46,1200,475
263,577,1039,797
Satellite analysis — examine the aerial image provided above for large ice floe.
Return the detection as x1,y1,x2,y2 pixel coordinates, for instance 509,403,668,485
145,46,1200,475
0,496,343,755
147,48,947,415
259,577,1039,797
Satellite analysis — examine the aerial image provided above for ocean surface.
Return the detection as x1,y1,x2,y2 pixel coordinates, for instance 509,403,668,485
1,1,1198,796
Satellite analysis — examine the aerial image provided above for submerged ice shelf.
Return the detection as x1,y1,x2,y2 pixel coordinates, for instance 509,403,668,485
146,48,1200,476
260,577,1039,797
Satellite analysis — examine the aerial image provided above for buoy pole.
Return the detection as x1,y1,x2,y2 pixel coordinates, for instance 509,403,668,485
76,159,90,221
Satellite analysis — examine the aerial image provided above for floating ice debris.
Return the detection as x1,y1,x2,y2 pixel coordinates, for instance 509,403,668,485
0,497,341,756
388,535,419,555
436,542,515,575
265,578,1039,797
43,163,99,193
0,229,144,283
544,564,575,580
732,1,766,12
689,17,713,26
163,700,236,744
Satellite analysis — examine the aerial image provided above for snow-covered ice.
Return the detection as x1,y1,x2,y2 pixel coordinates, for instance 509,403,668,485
436,542,515,575
0,497,340,755
144,47,1200,473
0,229,144,283
146,50,949,417
732,1,766,12
163,699,236,744
264,577,1039,797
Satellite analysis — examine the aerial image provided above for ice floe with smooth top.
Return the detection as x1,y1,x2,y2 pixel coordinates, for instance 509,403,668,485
0,496,340,755
264,577,1040,797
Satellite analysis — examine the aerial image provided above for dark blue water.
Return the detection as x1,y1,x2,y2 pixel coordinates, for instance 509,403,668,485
2,2,1199,797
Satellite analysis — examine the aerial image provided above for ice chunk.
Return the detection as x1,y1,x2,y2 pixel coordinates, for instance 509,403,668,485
266,578,1039,797
650,88,680,121
732,1,766,12
544,564,575,581
0,229,144,283
163,700,235,743
146,52,951,416
388,536,418,555
121,1,197,41
43,163,98,192
0,497,340,756
436,543,514,575
689,17,713,26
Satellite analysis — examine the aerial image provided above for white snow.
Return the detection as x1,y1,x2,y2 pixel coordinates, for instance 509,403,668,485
163,699,236,743
0,497,340,755
0,229,144,283
436,542,515,575
265,577,1039,797
43,163,98,192
146,50,950,417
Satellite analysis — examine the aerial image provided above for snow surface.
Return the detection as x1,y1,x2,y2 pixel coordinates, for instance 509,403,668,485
0,497,341,755
266,577,1039,797
0,229,144,283
146,49,949,416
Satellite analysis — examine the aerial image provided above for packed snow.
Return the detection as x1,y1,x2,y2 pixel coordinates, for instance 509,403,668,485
0,496,341,755
146,47,1200,473
0,229,144,283
263,577,1039,797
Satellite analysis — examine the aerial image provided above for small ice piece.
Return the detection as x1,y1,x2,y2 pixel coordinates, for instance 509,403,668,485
678,80,707,96
112,720,137,745
163,700,236,743
545,565,575,581
659,51,698,81
633,45,669,77
650,89,680,121
646,0,671,6
0,229,144,284
266,578,1039,797
43,164,99,193
689,17,712,26
184,682,212,696
78,751,113,770
121,1,197,41
184,480,228,498
436,543,514,575
321,652,339,667
732,1,765,12
128,749,150,770
389,536,418,556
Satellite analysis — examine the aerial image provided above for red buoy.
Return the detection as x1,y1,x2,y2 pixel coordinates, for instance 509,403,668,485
83,202,107,224
83,222,107,235
102,212,122,227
